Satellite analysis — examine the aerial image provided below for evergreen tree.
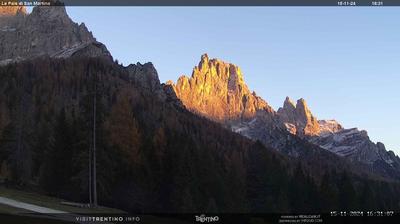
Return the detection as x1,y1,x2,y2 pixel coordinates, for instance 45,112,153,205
338,171,357,210
359,180,375,210
319,171,339,211
40,109,74,197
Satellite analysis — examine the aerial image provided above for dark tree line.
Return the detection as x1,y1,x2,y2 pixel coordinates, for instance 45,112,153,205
0,57,399,213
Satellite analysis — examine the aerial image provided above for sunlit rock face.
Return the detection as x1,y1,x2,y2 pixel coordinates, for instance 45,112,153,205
0,6,26,17
277,97,320,136
168,54,309,157
169,54,274,122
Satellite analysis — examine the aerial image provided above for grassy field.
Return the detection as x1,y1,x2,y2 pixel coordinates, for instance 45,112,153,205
0,186,124,214
0,199,74,224
0,186,195,224
0,203,31,214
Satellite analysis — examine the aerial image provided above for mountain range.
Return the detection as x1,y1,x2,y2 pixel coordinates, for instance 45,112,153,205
167,54,400,180
1,5,400,214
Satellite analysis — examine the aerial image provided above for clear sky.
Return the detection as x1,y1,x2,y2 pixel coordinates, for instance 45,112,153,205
62,7,399,154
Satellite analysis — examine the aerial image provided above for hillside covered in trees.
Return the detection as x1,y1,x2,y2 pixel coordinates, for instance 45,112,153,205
0,57,400,214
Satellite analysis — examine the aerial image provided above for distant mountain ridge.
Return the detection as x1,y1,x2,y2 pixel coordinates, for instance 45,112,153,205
277,96,400,177
168,54,400,180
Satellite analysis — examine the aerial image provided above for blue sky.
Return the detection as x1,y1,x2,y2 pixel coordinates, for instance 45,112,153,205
61,7,399,154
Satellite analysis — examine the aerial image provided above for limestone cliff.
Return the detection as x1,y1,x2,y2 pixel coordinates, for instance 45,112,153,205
168,54,274,122
0,5,111,64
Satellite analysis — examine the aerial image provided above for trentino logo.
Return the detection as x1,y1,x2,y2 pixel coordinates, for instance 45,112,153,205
195,214,219,223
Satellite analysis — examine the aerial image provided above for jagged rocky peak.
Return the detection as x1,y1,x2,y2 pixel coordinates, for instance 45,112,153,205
168,54,273,122
278,97,320,136
198,53,210,69
296,98,320,135
193,53,246,90
283,96,296,110
0,5,111,64
0,6,27,17
279,96,400,174
167,55,400,179
30,4,70,20
279,97,344,137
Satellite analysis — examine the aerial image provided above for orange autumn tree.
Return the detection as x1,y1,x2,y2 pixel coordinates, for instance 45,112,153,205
105,90,142,163
152,127,167,164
